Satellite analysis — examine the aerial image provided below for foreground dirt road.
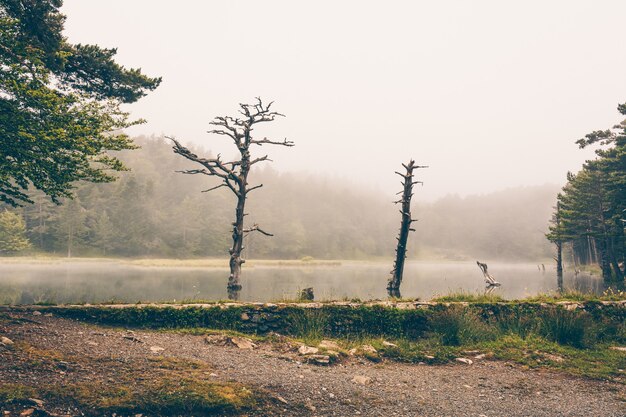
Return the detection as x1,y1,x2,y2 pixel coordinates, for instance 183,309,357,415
1,311,624,416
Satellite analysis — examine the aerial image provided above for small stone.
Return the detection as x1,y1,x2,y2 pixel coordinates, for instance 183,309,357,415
424,355,435,360
609,346,626,352
209,373,218,377
123,335,142,343
43,313,53,317
328,393,335,399
348,348,357,355
86,341,98,347
360,344,377,354
275,396,288,404
32,311,42,316
351,375,372,385
474,354,487,360
150,346,165,354
318,340,340,350
382,341,398,348
205,334,228,345
229,337,256,349
306,354,330,365
27,398,44,407
240,312,250,321
455,357,473,365
20,409,35,417
298,345,319,355
463,350,480,355
305,403,316,412
0,336,14,346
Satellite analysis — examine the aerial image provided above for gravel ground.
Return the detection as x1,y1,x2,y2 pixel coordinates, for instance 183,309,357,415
1,311,625,416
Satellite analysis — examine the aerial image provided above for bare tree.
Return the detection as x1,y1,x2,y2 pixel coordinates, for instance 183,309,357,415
168,98,293,295
387,160,426,297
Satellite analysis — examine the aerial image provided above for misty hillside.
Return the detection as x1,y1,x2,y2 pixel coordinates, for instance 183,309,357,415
11,136,558,261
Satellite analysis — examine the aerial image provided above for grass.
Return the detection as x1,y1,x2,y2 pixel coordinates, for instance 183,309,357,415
2,341,265,415
431,289,626,303
432,291,506,303
524,288,626,303
478,334,626,381
0,379,259,415
287,308,329,345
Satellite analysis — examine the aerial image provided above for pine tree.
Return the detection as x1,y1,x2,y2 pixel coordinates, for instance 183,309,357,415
0,210,31,253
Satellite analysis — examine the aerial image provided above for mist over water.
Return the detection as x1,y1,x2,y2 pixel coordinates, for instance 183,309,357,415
0,261,605,304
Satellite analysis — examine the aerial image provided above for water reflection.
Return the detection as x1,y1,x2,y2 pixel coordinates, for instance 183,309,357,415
0,261,613,305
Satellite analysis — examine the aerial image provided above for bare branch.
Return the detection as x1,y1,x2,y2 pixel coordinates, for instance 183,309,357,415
202,183,227,193
251,137,294,147
250,155,272,166
243,223,274,236
247,184,264,193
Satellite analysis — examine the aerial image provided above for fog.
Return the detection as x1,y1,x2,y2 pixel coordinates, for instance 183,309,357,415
60,0,626,200
10,137,558,262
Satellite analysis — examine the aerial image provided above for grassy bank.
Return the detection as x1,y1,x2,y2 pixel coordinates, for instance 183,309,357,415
14,299,625,382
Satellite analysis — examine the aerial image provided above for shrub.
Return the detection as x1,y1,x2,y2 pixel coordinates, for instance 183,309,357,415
538,307,591,348
428,306,497,346
286,308,328,343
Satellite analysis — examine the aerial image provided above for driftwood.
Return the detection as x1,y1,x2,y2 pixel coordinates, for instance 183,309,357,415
476,261,500,286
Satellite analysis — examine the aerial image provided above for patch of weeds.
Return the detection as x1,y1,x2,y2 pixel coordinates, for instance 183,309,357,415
429,306,498,346
39,378,259,415
432,291,506,303
494,309,538,338
0,383,36,403
538,307,592,348
479,334,626,381
147,355,210,370
524,288,626,303
286,308,328,345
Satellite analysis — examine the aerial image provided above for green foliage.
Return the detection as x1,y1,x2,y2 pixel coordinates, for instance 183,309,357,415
0,1,160,206
481,334,626,381
432,291,506,303
0,209,30,252
537,307,593,348
428,306,497,345
286,308,328,344
552,102,625,280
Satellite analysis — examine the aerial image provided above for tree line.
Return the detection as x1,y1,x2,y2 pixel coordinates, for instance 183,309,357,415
548,103,625,282
0,136,557,261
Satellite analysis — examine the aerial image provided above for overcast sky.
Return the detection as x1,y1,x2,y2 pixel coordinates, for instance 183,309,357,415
61,0,626,200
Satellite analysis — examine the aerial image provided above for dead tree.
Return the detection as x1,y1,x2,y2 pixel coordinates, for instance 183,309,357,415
387,160,427,297
168,98,293,294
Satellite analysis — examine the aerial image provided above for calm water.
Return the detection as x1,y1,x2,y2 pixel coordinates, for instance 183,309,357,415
0,260,609,304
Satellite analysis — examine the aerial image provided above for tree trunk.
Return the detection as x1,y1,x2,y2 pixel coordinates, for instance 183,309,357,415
388,160,421,297
228,182,248,291
556,241,563,277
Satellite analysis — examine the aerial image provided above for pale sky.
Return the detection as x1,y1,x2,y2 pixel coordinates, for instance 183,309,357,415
62,0,626,200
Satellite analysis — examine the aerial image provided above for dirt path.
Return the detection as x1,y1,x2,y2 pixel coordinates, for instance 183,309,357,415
1,312,624,416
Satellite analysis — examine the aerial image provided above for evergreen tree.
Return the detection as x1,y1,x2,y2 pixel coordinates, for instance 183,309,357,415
0,209,31,252
0,0,160,206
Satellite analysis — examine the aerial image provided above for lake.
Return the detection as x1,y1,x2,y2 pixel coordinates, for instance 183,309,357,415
0,260,610,304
